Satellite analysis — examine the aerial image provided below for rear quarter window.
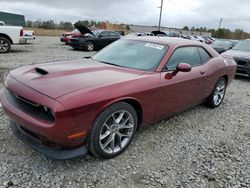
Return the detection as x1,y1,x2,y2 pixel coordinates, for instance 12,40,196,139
198,47,211,63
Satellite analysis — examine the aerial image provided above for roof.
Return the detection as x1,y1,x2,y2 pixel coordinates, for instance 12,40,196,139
125,36,205,46
0,11,25,26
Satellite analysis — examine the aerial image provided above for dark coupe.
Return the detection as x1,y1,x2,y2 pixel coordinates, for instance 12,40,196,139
69,26,121,51
211,39,235,54
0,37,236,160
222,39,250,77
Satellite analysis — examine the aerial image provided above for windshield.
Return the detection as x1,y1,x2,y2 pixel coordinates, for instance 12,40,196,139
92,39,168,71
72,29,80,34
92,30,101,36
233,40,250,51
213,40,232,47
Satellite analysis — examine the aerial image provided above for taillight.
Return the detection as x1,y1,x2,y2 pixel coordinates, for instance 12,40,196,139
20,29,23,36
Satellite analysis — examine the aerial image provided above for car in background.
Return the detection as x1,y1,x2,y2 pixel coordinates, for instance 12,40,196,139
166,31,182,37
184,35,196,41
115,31,125,36
231,40,240,47
0,37,236,159
222,39,250,77
151,30,167,37
193,36,205,43
20,30,35,43
69,25,121,51
0,24,24,53
0,21,5,26
202,36,214,44
60,29,82,45
211,39,234,54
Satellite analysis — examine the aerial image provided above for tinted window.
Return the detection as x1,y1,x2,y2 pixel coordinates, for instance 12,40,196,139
100,31,109,37
213,40,233,47
198,47,211,63
109,32,120,37
166,47,201,70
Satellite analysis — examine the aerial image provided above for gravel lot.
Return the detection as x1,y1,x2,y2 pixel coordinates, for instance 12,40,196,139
0,37,250,188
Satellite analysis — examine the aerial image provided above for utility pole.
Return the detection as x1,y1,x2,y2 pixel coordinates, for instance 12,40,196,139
217,17,222,38
218,18,222,29
158,0,164,31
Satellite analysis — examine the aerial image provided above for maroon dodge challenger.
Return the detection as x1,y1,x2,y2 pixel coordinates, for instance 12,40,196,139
0,37,236,159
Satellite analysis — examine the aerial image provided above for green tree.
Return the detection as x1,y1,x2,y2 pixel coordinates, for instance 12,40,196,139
26,20,33,28
74,20,90,29
191,26,195,31
183,26,189,30
63,22,73,30
41,20,55,29
89,20,97,26
126,25,131,31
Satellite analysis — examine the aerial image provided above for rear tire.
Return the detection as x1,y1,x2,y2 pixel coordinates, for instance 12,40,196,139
85,41,94,52
89,102,138,159
205,77,227,108
0,37,11,53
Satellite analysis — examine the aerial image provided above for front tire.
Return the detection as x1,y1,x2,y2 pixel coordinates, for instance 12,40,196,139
89,102,138,158
0,37,11,53
206,77,227,108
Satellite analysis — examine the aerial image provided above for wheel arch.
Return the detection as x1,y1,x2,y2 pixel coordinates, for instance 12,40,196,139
221,74,228,85
0,33,13,44
94,97,143,130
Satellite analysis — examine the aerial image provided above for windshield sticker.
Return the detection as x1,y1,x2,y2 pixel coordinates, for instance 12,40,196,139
145,43,164,50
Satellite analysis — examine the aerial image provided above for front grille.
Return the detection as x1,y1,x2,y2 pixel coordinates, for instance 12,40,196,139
236,69,248,75
234,58,248,66
5,88,55,123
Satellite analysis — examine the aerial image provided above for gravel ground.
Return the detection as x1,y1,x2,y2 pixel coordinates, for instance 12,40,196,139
0,37,250,188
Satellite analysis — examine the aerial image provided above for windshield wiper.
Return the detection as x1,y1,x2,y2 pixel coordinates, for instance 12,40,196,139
99,61,125,68
84,56,94,59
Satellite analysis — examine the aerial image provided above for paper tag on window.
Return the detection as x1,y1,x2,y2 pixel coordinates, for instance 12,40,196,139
145,43,164,50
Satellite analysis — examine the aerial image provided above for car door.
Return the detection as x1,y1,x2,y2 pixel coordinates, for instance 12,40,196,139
95,31,110,48
155,46,211,120
105,32,120,45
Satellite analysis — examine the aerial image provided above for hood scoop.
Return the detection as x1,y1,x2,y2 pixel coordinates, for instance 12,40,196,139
35,67,49,75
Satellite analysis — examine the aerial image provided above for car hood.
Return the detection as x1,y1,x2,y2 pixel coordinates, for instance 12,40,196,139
222,49,250,59
9,59,144,99
75,25,94,35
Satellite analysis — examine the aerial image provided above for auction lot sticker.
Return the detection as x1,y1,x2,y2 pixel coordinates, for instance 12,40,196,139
145,43,164,50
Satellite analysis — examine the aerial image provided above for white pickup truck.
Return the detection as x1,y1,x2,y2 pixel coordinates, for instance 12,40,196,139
0,21,24,53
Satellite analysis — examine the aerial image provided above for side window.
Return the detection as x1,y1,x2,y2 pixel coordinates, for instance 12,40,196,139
109,32,119,37
166,47,201,70
198,47,211,63
99,32,109,38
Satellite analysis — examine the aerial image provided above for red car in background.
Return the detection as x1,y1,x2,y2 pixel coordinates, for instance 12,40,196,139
60,29,82,44
0,37,236,160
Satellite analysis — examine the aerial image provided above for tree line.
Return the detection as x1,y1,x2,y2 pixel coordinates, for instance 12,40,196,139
25,19,249,40
26,20,130,31
182,26,250,40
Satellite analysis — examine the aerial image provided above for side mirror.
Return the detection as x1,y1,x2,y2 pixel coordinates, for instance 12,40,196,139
99,35,104,38
176,63,192,72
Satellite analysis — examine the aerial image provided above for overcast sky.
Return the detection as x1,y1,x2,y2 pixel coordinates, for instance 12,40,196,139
1,0,250,31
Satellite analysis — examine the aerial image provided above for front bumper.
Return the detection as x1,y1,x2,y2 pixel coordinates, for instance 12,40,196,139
10,120,88,160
